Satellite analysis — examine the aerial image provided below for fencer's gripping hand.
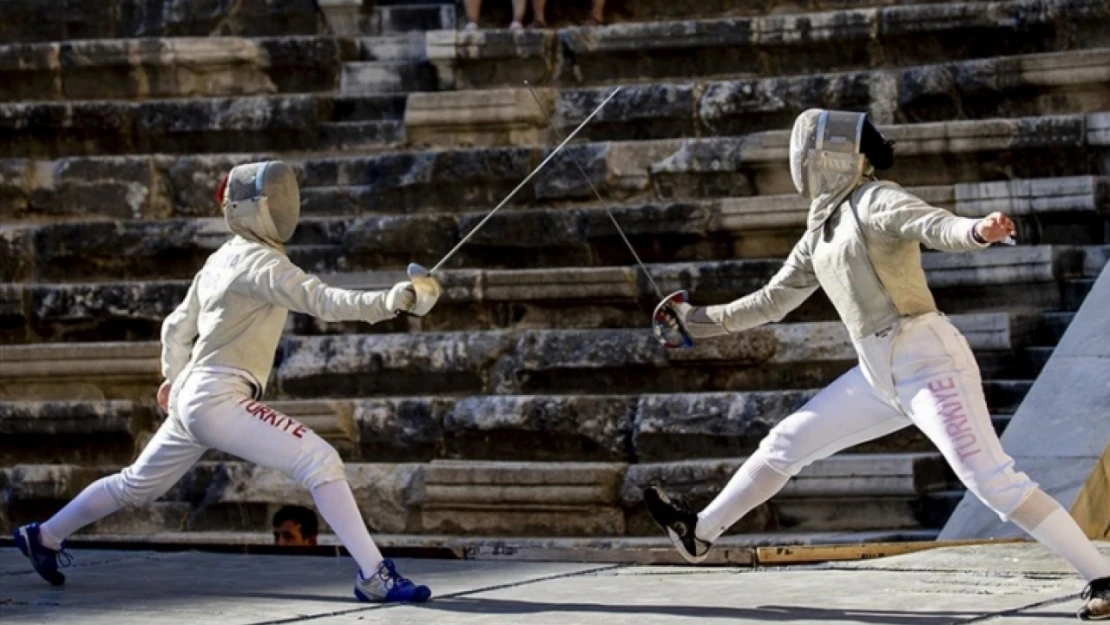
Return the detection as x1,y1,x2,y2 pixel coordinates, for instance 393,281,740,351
156,380,171,412
654,293,729,347
974,211,1017,244
385,281,418,316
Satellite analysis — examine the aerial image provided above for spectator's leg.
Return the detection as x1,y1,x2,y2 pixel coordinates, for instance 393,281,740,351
463,0,481,29
588,0,605,25
510,0,526,28
529,0,547,27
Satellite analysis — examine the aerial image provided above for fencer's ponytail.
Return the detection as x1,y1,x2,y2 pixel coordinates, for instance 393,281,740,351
860,118,894,171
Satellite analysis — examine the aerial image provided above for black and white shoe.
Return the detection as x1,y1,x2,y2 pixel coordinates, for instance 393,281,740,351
1078,576,1110,621
643,485,711,564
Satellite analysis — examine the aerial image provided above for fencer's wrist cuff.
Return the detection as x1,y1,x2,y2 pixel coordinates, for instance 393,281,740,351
971,224,988,245
686,306,730,339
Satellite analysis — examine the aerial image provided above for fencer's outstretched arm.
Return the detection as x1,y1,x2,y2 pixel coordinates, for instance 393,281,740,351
680,240,820,338
243,252,401,324
866,183,991,252
160,274,201,385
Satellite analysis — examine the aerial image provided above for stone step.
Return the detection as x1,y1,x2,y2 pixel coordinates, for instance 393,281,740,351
1033,312,1076,346
412,48,1110,147
5,112,1105,221
2,246,1087,342
0,401,147,466
0,37,351,102
1064,277,1098,311
323,94,409,122
4,176,1103,282
0,93,414,159
318,120,406,151
0,393,1018,466
471,0,977,31
11,46,1103,158
430,0,1109,89
0,312,1037,402
0,455,954,536
340,61,440,95
374,4,455,35
0,0,324,44
359,33,429,61
61,529,943,565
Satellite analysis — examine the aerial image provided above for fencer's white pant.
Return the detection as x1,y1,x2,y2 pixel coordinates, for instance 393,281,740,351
699,312,1037,540
102,369,345,508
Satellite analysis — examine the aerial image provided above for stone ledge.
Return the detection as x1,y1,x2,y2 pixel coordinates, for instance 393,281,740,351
4,247,1077,343
1,96,325,158
552,48,1110,143
5,112,1102,220
405,87,557,148
0,0,324,44
428,0,1109,88
0,456,952,536
0,391,1021,467
0,400,134,434
0,36,346,101
0,312,1036,402
4,176,1102,282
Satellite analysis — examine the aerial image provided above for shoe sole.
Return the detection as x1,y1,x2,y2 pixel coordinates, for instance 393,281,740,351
663,526,710,565
14,526,66,587
354,587,432,603
644,489,710,565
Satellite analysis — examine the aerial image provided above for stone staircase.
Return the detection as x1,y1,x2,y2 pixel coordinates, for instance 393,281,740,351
1,0,1108,550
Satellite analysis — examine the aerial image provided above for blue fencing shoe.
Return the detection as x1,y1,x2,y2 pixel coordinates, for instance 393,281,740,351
13,523,71,586
354,559,432,603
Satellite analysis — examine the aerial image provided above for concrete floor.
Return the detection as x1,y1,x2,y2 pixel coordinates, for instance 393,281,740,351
2,541,1106,625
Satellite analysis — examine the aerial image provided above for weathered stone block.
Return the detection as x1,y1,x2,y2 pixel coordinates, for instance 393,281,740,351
438,29,556,90
0,342,160,401
444,395,636,461
0,401,144,465
405,87,556,148
353,397,451,462
632,391,815,461
342,214,460,270
274,332,512,398
413,460,626,536
181,461,420,534
556,83,698,142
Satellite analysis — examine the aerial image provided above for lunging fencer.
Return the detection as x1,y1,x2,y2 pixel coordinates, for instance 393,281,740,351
646,109,1110,621
14,161,440,604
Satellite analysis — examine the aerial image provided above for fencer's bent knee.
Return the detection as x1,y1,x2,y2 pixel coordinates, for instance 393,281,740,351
957,461,1038,521
294,440,346,489
756,428,814,477
101,469,170,508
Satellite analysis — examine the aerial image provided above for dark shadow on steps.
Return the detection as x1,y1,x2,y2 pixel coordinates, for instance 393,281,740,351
415,596,999,624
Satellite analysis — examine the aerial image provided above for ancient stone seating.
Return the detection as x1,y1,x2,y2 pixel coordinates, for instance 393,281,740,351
1,0,1107,547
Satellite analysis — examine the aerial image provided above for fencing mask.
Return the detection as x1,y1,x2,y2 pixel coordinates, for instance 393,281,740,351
789,109,873,232
218,161,301,249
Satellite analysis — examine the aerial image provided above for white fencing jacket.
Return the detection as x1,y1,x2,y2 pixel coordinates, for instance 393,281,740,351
160,220,394,395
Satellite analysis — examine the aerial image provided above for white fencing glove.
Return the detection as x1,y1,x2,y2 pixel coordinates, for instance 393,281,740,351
384,276,442,317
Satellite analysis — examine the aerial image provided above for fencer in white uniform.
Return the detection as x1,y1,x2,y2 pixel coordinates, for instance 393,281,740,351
14,160,438,604
645,110,1110,621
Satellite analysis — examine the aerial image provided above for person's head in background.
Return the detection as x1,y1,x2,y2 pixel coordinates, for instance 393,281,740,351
272,505,319,546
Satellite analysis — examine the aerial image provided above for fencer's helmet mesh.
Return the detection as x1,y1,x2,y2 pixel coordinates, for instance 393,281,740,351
789,109,868,201
225,161,301,242
789,109,821,196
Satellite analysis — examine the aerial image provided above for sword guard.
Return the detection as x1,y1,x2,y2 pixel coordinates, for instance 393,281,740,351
653,290,695,349
404,263,442,317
